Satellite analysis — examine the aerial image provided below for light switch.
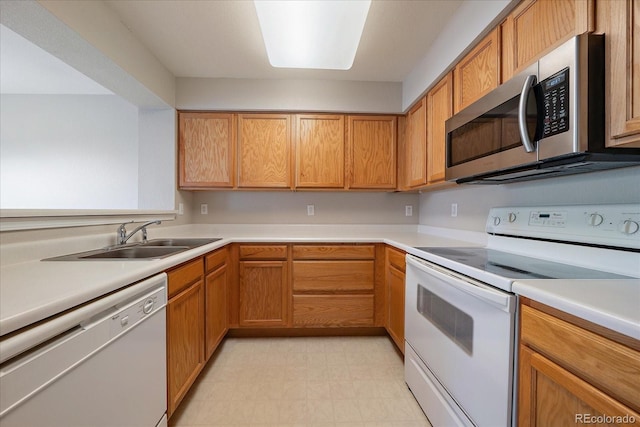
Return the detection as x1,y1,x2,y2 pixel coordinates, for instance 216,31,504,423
307,205,315,216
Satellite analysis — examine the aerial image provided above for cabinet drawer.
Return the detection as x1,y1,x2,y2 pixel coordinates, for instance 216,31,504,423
292,260,374,292
521,305,640,412
167,258,204,298
293,295,374,327
239,245,288,260
292,244,375,260
205,247,227,273
386,246,406,272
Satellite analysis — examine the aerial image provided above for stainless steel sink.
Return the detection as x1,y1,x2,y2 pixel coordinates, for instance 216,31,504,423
43,238,222,261
141,238,222,248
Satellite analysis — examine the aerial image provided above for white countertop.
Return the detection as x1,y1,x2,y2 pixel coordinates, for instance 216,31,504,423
2,223,638,342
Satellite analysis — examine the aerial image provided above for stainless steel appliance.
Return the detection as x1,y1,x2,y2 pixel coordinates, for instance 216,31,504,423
0,274,168,427
405,204,639,426
445,33,640,184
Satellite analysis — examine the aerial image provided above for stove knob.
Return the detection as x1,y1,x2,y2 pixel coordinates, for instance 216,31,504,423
493,216,501,226
620,220,639,235
588,213,604,226
508,213,517,223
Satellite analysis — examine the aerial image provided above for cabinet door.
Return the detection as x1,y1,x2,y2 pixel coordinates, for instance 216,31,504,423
205,264,227,360
295,114,345,188
178,112,236,188
454,28,500,113
518,346,640,427
238,114,293,187
387,265,405,353
405,97,428,188
501,0,594,81
427,72,453,184
239,260,288,327
347,115,397,189
606,0,640,146
167,280,204,417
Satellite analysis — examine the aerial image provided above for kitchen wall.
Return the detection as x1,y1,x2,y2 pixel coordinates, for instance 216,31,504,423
191,192,420,225
1,94,139,209
419,166,640,232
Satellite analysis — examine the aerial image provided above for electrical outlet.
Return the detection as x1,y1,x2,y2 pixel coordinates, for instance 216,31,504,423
200,203,208,215
307,205,315,216
178,203,184,215
451,203,458,217
405,205,413,216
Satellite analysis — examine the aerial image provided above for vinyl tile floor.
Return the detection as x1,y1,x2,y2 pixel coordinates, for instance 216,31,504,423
168,336,432,427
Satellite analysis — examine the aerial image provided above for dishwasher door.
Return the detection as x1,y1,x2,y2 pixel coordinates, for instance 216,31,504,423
0,274,168,427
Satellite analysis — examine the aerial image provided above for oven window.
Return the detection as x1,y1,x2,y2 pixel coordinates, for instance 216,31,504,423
417,285,473,355
448,95,537,166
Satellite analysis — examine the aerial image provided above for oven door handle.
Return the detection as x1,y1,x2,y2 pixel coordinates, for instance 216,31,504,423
407,255,515,313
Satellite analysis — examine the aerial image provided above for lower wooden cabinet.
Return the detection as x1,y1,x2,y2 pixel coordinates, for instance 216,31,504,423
385,246,406,353
291,244,378,327
238,245,289,327
204,248,229,359
166,258,205,418
518,301,640,426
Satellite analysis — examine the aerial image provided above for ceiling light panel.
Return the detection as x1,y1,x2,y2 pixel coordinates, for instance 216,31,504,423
254,0,371,70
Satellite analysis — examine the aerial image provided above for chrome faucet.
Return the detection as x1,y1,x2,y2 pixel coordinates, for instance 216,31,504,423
116,220,161,245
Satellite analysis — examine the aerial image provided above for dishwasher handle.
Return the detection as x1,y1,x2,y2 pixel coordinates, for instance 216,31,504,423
0,273,167,365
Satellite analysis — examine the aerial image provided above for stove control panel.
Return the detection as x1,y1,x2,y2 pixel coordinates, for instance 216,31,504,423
486,204,640,249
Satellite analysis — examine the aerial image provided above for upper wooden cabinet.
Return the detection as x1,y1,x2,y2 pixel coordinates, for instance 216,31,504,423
427,72,453,184
294,114,345,188
501,0,594,81
454,28,500,113
347,115,397,189
237,114,293,188
405,97,428,188
179,112,236,189
600,0,640,147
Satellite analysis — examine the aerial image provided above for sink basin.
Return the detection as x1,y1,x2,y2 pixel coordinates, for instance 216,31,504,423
79,246,189,259
141,238,222,248
44,238,222,261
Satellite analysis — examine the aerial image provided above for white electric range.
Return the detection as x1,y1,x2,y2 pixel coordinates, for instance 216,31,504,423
405,204,639,427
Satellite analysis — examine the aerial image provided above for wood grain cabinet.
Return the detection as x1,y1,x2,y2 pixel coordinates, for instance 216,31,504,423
598,0,640,147
347,115,397,189
178,112,236,189
427,72,453,184
292,244,380,327
166,258,205,418
295,114,346,189
500,0,594,81
454,28,500,114
238,245,289,327
237,113,293,188
385,246,406,353
204,248,228,359
518,301,640,426
405,97,428,188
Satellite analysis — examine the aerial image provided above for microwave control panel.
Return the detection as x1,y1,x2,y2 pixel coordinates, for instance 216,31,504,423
539,68,569,139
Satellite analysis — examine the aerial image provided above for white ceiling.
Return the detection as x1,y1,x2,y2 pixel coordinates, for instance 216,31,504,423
105,0,464,82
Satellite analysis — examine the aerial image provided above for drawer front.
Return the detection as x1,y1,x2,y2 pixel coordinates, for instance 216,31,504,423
239,245,288,260
292,260,374,292
386,246,406,272
293,295,374,326
205,247,228,273
292,244,375,260
521,305,640,412
167,258,204,298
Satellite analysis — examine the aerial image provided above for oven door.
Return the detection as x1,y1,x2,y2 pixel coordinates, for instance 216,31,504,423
405,255,516,427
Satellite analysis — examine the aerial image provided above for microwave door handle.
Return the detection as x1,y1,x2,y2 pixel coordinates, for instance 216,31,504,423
518,74,538,153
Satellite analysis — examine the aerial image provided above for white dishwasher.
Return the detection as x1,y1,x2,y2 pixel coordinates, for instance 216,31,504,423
0,273,168,427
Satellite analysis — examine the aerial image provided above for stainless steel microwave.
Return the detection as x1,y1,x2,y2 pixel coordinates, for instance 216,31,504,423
445,33,640,184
